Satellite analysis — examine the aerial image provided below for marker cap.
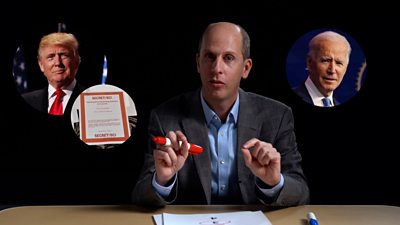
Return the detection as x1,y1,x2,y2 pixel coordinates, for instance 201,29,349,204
188,143,203,154
152,136,168,145
307,212,318,225
152,136,203,155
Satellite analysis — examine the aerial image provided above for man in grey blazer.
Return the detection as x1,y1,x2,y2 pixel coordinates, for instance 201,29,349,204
132,22,309,206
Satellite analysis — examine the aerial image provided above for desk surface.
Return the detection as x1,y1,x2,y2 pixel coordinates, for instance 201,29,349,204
0,204,399,225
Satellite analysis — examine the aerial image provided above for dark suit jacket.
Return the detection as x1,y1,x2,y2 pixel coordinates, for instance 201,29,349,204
293,83,340,106
132,88,309,207
22,82,85,117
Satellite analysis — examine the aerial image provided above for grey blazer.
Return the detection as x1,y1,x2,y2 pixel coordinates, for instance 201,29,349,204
132,88,309,207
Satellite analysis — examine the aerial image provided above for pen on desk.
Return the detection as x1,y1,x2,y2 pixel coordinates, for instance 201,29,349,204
152,136,203,155
307,212,318,225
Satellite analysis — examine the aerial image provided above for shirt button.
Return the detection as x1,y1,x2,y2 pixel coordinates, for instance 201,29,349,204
220,185,225,191
220,160,225,164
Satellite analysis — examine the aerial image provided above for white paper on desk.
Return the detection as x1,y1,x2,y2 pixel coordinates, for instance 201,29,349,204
160,210,271,225
152,214,162,225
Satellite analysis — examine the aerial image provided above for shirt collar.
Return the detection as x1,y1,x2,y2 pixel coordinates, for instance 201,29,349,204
48,79,76,99
200,90,239,126
304,76,334,106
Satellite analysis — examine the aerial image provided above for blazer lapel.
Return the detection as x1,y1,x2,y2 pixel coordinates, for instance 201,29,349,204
181,90,212,204
236,90,260,203
41,87,49,113
65,82,85,117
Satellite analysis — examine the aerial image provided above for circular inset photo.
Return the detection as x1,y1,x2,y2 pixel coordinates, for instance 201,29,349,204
17,32,87,116
71,84,137,149
286,28,367,107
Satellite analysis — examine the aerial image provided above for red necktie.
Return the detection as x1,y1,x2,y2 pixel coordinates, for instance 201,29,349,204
49,89,66,115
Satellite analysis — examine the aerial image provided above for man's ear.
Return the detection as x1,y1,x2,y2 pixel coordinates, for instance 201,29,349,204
306,55,312,71
38,58,45,73
242,58,252,79
196,53,201,74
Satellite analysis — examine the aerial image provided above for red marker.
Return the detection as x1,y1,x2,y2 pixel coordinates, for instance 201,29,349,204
152,136,203,155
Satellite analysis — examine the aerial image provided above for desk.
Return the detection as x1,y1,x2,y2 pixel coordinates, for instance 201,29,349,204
0,205,399,225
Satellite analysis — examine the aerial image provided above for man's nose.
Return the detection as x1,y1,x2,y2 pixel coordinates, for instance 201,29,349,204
327,62,336,73
53,55,62,65
211,57,223,73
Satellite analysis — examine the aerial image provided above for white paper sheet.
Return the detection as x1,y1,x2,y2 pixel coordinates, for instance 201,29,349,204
153,210,271,225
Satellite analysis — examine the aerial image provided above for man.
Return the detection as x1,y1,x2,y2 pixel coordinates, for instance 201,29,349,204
293,31,351,107
23,32,85,116
132,22,309,206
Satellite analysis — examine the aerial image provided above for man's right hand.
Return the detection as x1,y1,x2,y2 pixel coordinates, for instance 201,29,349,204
153,130,189,185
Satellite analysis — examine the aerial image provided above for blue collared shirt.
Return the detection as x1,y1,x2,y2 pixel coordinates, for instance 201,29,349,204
200,92,240,202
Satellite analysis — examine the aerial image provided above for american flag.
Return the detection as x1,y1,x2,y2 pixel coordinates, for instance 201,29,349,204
12,23,67,94
12,46,28,94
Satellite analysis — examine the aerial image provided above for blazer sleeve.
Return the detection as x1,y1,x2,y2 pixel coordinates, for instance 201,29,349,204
270,107,310,205
131,110,177,207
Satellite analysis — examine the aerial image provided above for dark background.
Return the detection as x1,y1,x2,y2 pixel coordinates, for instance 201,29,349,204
1,2,399,206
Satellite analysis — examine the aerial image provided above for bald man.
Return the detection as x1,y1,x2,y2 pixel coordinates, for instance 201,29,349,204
132,22,309,207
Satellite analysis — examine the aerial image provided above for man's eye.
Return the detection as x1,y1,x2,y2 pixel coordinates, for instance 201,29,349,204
205,53,215,61
225,55,234,61
60,54,71,60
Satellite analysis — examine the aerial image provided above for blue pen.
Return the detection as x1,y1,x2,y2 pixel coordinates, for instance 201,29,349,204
307,212,319,225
